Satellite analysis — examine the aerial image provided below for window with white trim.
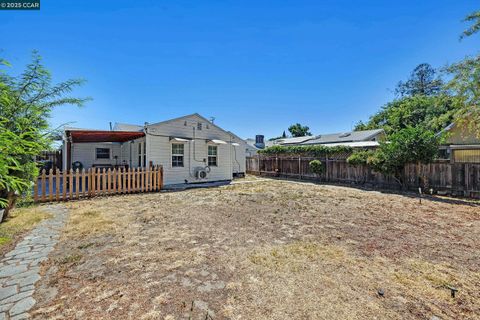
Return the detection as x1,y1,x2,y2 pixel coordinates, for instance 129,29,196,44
172,143,184,167
208,145,217,166
95,148,110,159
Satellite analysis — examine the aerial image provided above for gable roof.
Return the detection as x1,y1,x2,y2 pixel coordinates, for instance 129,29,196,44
148,113,246,142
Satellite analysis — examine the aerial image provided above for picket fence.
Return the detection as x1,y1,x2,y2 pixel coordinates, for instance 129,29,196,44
33,166,163,202
246,156,480,198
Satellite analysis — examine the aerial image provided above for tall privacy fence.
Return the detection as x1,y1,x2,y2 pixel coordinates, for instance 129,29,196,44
246,156,480,198
34,166,163,202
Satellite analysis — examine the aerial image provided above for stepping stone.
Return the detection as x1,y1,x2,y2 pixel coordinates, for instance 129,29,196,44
0,265,28,278
0,290,33,305
9,297,35,316
0,286,17,301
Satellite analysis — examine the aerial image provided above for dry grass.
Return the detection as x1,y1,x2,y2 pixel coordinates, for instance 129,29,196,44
0,206,51,249
31,177,480,319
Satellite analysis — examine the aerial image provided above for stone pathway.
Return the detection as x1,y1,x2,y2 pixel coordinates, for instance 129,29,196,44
0,205,68,320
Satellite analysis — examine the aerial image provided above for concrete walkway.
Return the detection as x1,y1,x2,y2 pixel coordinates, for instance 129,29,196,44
0,205,68,320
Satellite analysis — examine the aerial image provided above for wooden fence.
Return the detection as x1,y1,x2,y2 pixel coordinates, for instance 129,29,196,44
35,150,62,174
247,156,480,198
33,166,163,203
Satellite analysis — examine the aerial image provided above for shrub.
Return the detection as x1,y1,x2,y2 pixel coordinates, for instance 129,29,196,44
346,150,375,166
258,145,352,157
309,160,324,176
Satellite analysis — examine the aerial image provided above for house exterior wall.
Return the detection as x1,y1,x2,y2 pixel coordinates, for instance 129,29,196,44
145,114,244,185
120,137,146,168
70,142,122,169
445,123,480,145
63,114,246,185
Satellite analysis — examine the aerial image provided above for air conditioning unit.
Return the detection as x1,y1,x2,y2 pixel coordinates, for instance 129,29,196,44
195,167,208,179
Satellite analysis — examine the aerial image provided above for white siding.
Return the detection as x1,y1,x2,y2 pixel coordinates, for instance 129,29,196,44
231,137,247,174
146,114,244,185
71,143,122,168
119,137,146,168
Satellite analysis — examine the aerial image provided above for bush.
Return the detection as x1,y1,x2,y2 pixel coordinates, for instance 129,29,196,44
309,160,324,176
346,150,375,166
258,145,352,157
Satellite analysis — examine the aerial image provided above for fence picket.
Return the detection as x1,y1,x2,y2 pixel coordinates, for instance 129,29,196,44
41,169,46,202
62,170,67,200
128,167,132,193
49,169,54,202
69,169,74,200
82,169,86,197
32,166,163,203
55,168,60,201
74,169,79,199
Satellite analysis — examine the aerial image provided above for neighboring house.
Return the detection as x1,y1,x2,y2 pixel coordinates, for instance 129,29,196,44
439,122,480,163
245,135,266,156
265,129,385,148
62,113,247,185
245,138,260,156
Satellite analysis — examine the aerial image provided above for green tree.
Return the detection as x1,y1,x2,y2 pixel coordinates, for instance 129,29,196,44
444,9,480,135
395,63,443,97
288,123,311,137
354,95,462,135
348,127,439,186
0,52,88,219
460,10,480,39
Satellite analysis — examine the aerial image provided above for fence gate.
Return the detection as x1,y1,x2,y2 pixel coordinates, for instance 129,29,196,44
33,166,163,203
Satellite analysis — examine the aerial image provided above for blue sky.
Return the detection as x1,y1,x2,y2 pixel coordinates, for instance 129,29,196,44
1,0,478,139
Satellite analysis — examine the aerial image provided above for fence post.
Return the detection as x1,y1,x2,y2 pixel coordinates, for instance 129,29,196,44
298,157,301,179
325,158,329,182
160,166,163,189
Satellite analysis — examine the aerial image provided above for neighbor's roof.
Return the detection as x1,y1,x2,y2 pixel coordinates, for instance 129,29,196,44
302,129,384,145
273,136,315,145
113,123,143,132
317,141,380,148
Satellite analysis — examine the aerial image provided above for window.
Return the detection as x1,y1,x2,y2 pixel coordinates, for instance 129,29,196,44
197,122,202,130
172,143,184,167
95,148,110,159
208,145,217,166
143,142,146,167
138,143,142,167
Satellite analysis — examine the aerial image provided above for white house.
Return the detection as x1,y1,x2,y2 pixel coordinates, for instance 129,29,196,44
62,114,247,186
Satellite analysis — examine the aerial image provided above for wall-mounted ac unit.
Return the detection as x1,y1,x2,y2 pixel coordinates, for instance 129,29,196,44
194,167,208,179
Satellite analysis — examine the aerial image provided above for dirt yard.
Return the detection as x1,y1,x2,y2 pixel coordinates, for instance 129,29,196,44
31,176,480,319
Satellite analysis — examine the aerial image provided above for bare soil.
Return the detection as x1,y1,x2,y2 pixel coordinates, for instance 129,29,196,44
31,177,480,319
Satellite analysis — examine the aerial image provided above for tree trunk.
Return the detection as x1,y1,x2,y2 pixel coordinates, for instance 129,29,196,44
1,192,17,223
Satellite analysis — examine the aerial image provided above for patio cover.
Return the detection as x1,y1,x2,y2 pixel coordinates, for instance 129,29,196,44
67,130,145,143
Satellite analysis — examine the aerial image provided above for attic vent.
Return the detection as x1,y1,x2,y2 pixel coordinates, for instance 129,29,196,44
339,133,351,138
